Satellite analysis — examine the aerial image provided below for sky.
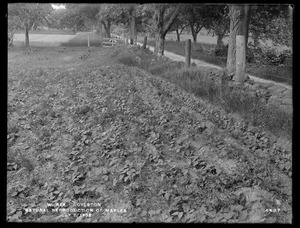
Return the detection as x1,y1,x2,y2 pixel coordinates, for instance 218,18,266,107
51,4,66,10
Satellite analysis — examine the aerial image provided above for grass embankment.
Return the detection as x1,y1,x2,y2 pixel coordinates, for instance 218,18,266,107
137,37,292,86
115,46,292,140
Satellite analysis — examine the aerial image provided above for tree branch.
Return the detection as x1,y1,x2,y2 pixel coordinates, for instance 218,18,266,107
162,4,182,36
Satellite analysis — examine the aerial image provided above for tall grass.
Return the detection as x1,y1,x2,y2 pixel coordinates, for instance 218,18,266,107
161,67,292,138
113,48,292,138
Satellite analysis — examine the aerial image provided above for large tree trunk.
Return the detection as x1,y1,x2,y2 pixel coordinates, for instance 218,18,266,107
216,34,225,48
154,4,181,56
226,5,241,75
234,35,246,83
102,21,111,38
142,36,147,49
158,34,165,56
130,6,137,45
227,5,250,78
176,29,180,42
25,24,29,47
106,21,111,38
232,5,248,83
154,33,159,55
192,33,197,43
244,5,251,46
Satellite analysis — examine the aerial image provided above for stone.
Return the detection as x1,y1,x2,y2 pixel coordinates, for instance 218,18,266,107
249,83,261,91
258,82,274,89
268,85,285,93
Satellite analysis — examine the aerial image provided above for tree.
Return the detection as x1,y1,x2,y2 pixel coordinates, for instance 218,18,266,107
8,3,53,47
96,4,117,38
60,4,100,32
146,4,181,56
110,4,151,44
169,15,188,42
248,4,289,48
206,5,229,49
226,4,250,83
8,15,23,46
184,4,216,43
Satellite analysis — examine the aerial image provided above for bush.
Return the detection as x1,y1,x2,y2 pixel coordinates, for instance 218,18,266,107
214,44,228,57
247,44,293,66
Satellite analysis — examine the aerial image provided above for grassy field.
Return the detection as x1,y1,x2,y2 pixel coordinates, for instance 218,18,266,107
14,29,75,35
13,34,77,47
61,32,104,47
137,35,292,86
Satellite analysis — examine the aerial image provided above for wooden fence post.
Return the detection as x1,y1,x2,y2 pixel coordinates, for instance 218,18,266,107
185,39,191,67
142,36,147,49
88,35,90,48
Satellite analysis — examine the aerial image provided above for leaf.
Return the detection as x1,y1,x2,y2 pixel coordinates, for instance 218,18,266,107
75,216,84,222
239,210,248,221
165,192,170,201
109,158,119,167
113,178,118,187
164,217,173,222
11,191,18,197
178,212,183,220
224,211,235,219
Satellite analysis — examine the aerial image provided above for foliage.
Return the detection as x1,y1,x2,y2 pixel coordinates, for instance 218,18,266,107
8,3,53,30
183,4,221,42
59,4,100,32
214,44,228,57
8,3,54,47
206,5,229,47
144,4,182,55
247,43,293,66
249,4,292,48
264,14,292,48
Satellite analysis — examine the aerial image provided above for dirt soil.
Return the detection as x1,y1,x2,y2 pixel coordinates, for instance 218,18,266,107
7,46,292,223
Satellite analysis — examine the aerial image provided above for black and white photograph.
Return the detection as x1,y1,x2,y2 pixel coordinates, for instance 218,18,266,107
7,3,293,223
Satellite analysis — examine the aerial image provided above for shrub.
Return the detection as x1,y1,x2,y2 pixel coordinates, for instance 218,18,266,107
248,44,293,66
214,44,228,57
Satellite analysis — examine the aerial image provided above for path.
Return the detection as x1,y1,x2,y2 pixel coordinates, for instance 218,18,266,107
136,42,292,90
